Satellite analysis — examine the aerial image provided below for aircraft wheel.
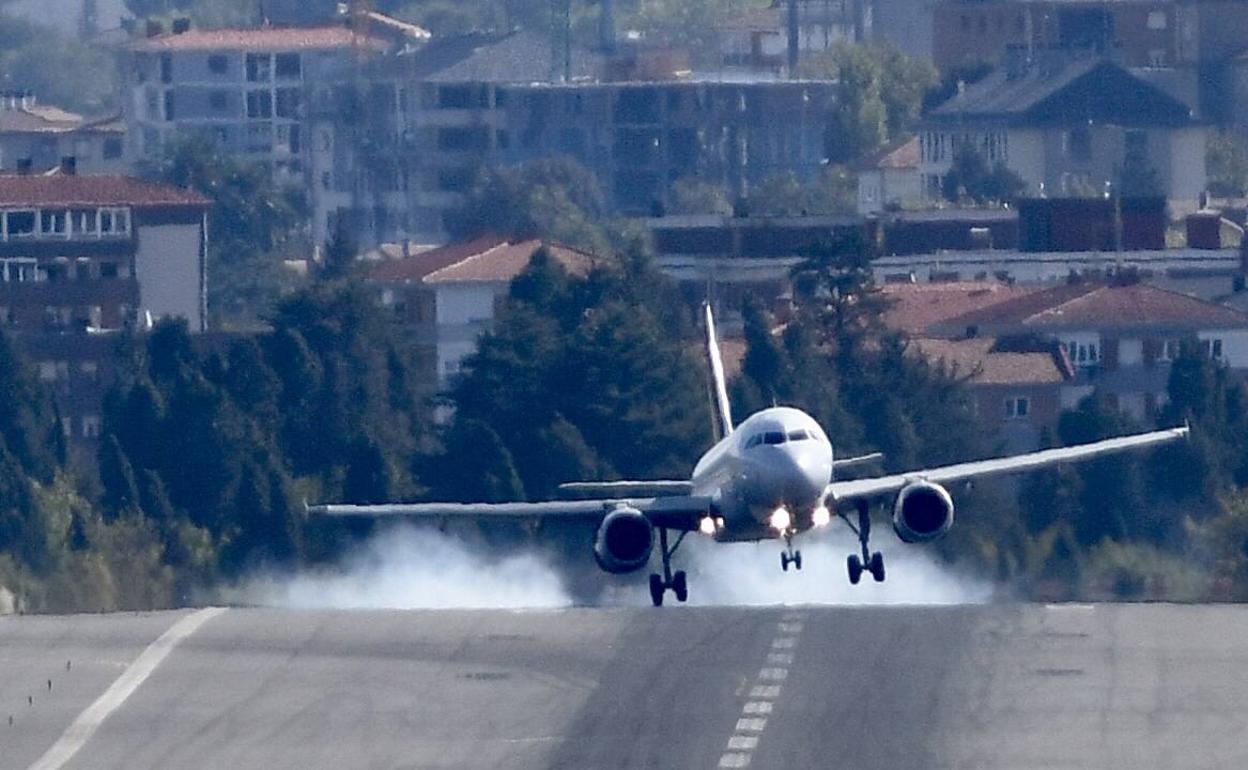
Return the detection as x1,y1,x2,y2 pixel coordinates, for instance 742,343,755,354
781,552,790,571
847,554,863,585
649,573,665,607
672,571,688,603
793,551,802,571
870,552,885,583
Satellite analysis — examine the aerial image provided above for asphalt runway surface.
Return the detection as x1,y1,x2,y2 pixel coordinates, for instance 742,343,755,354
1,604,1247,769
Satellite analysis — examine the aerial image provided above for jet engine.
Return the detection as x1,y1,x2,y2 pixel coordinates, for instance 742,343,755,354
892,481,955,543
593,507,654,574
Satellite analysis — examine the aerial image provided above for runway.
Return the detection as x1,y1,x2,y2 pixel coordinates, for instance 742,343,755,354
1,604,1247,769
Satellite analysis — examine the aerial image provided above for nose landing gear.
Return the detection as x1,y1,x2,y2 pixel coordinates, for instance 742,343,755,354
780,532,802,571
841,499,885,584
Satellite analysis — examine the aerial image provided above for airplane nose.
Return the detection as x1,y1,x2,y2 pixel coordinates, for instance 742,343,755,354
747,446,829,506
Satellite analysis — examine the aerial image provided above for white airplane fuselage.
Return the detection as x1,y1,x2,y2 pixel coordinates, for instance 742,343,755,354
689,406,833,542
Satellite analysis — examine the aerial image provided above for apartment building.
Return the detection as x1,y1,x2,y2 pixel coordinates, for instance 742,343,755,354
0,92,125,175
0,172,209,452
124,17,429,247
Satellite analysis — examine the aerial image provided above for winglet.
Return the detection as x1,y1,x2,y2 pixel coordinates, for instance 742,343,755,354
704,303,734,439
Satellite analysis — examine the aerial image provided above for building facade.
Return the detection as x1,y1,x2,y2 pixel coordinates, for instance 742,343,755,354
0,92,125,175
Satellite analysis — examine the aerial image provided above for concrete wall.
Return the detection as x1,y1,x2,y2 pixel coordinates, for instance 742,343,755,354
134,219,204,331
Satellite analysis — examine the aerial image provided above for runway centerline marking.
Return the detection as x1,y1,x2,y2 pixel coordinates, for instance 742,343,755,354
718,611,808,770
28,607,226,770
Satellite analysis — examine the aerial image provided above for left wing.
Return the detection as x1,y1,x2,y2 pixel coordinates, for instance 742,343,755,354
308,495,712,531
826,425,1188,503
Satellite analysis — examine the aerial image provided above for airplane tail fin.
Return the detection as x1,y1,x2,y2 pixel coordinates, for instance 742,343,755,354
704,303,734,439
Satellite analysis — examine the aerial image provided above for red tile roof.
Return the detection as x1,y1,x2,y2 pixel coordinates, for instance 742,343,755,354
367,236,597,285
128,25,390,52
881,282,1036,335
0,175,210,208
857,137,920,171
912,337,1068,385
938,282,1248,333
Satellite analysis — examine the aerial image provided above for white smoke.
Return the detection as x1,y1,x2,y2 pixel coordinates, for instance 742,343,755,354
233,522,990,610
235,525,574,610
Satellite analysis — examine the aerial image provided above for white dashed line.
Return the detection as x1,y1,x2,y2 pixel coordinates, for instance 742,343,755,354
750,684,782,698
766,652,794,665
777,622,803,633
742,701,774,715
758,667,789,681
728,735,760,750
736,717,768,732
719,753,752,768
771,637,796,649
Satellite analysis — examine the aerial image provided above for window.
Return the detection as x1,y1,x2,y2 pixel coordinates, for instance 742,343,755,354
245,53,271,82
81,415,101,439
164,91,176,120
787,429,810,442
275,88,300,118
744,434,763,449
209,90,228,111
208,54,228,74
99,208,130,236
1213,339,1224,359
246,90,272,118
0,259,36,282
103,138,123,159
159,53,172,84
1066,340,1101,366
1005,397,1030,419
274,53,301,78
1068,126,1092,161
99,262,118,279
40,210,67,236
6,210,35,237
763,431,786,445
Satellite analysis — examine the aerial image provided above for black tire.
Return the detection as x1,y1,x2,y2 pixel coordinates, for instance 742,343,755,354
673,571,688,602
649,573,665,607
794,551,802,571
781,552,790,571
870,552,885,583
847,554,863,585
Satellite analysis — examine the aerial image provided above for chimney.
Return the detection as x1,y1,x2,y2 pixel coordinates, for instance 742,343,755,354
171,17,190,34
16,158,33,175
787,0,799,77
60,156,77,176
145,19,163,38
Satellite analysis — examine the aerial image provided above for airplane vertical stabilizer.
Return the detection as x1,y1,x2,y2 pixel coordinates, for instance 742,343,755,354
704,303,734,439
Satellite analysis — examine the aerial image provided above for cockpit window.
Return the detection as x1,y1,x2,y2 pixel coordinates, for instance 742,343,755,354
763,431,786,445
744,434,763,449
787,429,810,442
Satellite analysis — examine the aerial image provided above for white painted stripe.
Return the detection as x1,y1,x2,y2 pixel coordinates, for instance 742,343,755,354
743,701,774,715
766,652,794,665
1046,603,1095,611
750,684,782,698
736,717,767,732
758,667,788,681
28,607,226,770
781,611,806,621
777,622,803,633
728,735,759,750
719,753,752,768
771,637,797,649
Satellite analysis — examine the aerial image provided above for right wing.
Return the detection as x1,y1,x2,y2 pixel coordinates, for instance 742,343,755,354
826,425,1188,503
832,452,884,472
308,494,713,531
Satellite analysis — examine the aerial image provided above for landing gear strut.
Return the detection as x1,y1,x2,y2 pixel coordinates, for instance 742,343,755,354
841,499,885,584
780,531,802,572
649,527,689,606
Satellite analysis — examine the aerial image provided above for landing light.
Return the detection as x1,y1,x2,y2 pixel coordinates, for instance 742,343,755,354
812,505,832,528
769,507,792,533
699,516,717,536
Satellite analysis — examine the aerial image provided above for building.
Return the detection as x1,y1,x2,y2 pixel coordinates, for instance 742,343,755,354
0,172,210,451
856,137,922,215
920,58,1205,208
367,235,596,387
719,0,870,74
0,92,125,175
927,280,1248,421
124,16,430,248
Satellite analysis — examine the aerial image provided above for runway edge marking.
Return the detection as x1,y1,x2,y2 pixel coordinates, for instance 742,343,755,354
27,607,227,770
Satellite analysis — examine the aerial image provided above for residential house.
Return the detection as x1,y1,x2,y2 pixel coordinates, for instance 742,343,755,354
368,235,596,387
0,92,125,174
123,16,430,248
920,58,1205,209
856,137,921,215
927,280,1248,421
0,172,210,454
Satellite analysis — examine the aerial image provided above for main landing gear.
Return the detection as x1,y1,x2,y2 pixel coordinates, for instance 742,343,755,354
780,531,802,571
841,499,885,584
649,527,689,607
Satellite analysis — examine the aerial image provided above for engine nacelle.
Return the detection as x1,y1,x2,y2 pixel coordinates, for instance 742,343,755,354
892,481,955,543
593,507,654,574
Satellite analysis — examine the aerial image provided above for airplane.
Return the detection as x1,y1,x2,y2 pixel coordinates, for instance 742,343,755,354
310,304,1189,606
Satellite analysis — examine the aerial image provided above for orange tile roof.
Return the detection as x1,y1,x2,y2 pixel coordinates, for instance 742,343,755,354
128,25,389,52
0,175,209,208
880,282,1036,335
912,337,1068,385
941,282,1248,332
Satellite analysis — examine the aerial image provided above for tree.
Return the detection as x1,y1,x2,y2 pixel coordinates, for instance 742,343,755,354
668,178,733,216
941,143,1026,204
1207,131,1248,198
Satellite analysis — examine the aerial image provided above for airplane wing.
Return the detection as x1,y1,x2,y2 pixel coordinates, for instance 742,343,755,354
308,494,713,531
558,480,694,498
825,425,1188,503
832,452,884,472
